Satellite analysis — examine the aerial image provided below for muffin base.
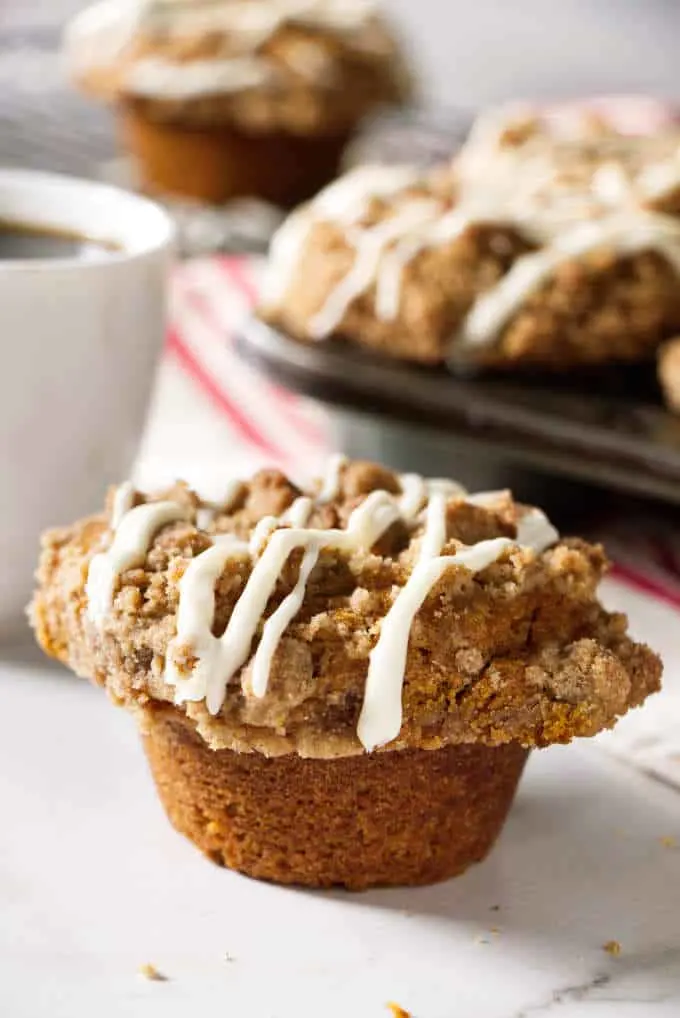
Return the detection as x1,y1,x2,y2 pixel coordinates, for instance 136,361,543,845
119,104,350,207
141,708,529,890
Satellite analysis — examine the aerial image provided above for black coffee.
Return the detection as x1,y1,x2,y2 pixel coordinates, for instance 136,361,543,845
0,219,118,261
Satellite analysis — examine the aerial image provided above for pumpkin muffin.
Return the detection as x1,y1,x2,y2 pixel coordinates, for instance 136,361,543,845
31,459,661,889
260,107,680,368
64,0,411,206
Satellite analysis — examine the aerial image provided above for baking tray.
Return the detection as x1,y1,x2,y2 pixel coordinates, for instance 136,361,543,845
238,318,680,507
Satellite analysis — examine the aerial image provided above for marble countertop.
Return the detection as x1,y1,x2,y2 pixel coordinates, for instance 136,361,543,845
2,639,679,1018
3,357,677,1017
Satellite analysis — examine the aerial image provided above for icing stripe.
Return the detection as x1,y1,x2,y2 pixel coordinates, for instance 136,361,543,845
458,213,680,350
87,500,191,624
251,544,320,697
166,535,248,712
308,200,441,339
357,497,559,751
263,165,421,306
110,480,135,528
317,452,347,502
357,538,514,751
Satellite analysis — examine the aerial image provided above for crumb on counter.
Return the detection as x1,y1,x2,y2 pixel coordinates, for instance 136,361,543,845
138,963,168,982
602,940,622,957
387,1003,412,1018
660,835,678,849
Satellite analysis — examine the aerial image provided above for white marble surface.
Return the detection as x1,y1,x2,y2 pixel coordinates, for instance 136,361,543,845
3,338,679,1018
1,646,679,1018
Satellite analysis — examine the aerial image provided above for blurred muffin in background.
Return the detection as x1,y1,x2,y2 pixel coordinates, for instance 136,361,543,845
260,100,680,372
65,0,411,206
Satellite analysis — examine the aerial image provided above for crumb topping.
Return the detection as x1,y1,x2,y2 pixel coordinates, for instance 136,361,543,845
31,460,661,758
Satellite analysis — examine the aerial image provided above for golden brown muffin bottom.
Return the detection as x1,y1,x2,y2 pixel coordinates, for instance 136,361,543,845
141,707,529,890
119,102,349,206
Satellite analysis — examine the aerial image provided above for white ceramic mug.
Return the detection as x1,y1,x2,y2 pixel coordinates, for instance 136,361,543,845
0,169,174,637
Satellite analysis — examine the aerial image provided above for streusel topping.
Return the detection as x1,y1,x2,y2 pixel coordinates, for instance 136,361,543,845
32,459,661,757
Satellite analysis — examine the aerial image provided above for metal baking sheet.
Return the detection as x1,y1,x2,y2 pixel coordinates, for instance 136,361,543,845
238,318,680,505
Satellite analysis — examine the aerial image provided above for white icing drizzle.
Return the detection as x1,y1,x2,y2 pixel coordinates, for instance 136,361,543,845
248,457,346,560
91,469,560,751
396,473,428,518
375,207,488,321
165,535,249,713
250,544,320,697
308,200,442,339
217,489,400,697
195,508,217,531
263,165,421,305
87,499,191,625
126,55,274,99
164,488,400,710
110,480,136,528
282,496,314,527
459,213,680,350
195,478,243,531
357,539,513,752
357,491,558,751
249,516,279,557
515,507,560,550
317,452,347,502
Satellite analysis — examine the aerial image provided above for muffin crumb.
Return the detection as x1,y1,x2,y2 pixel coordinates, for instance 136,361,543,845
602,940,622,957
138,963,167,982
387,1003,411,1018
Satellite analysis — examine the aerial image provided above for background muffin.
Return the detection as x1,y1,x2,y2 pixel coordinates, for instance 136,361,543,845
260,112,680,368
65,0,412,206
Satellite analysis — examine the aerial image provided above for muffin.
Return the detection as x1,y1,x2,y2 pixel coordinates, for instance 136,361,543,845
31,459,661,889
260,108,680,368
64,0,411,206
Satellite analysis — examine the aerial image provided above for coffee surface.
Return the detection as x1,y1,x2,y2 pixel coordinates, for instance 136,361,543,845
0,220,117,261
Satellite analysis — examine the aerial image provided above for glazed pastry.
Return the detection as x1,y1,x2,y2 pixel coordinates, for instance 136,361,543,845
32,459,661,888
65,0,410,206
260,108,680,368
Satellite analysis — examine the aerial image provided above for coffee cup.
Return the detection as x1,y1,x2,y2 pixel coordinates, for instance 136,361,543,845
0,169,174,637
